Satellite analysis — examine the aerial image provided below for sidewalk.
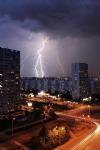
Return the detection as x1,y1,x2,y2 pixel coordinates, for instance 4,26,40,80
0,117,57,150
11,140,30,150
5,117,56,135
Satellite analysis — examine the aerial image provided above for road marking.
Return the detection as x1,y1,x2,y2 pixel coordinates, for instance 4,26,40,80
71,132,95,150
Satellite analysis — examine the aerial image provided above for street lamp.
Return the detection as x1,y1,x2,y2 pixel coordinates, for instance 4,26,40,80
82,114,86,122
41,114,44,125
88,105,90,117
12,117,15,134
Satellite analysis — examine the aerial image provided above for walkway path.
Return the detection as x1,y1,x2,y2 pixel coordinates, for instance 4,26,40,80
11,140,30,150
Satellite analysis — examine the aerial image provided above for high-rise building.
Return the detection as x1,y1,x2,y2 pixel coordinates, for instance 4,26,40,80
89,77,100,95
72,63,89,99
0,47,21,117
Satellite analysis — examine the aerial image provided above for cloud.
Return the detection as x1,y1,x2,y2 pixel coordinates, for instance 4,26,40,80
0,0,100,37
0,0,100,77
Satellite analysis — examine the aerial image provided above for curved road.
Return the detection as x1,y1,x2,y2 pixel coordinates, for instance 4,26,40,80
71,122,100,150
55,110,100,150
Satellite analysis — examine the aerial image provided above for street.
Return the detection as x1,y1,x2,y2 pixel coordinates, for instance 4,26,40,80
1,105,100,150
54,106,100,150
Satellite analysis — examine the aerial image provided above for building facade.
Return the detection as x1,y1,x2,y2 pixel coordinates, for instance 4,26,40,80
72,63,89,99
89,77,100,95
0,47,21,116
20,77,72,94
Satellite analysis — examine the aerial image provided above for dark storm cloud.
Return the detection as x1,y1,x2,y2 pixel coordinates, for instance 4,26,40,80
0,0,100,37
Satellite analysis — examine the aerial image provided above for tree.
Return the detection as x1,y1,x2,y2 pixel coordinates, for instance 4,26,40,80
61,91,72,101
49,109,57,118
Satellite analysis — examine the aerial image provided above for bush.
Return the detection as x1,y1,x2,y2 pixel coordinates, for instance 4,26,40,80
31,125,70,150
49,109,57,118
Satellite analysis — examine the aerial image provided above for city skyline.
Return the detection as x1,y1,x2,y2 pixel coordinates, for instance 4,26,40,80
0,0,100,77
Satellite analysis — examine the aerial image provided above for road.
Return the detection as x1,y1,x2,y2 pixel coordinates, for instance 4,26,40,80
70,121,100,150
54,106,100,150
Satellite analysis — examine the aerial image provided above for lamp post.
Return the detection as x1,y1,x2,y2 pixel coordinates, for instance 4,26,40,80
42,113,43,125
88,105,90,117
12,118,15,134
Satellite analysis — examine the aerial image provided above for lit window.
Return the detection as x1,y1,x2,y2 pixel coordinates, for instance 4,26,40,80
11,71,14,73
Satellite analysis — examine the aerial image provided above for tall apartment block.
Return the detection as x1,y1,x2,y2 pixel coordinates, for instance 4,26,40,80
72,63,89,99
89,77,100,95
0,47,21,117
20,77,72,94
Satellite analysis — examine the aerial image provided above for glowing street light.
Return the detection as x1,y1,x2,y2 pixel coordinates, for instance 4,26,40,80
27,102,32,107
88,96,92,101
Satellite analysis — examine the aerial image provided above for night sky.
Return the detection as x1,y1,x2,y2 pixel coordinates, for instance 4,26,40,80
0,0,100,77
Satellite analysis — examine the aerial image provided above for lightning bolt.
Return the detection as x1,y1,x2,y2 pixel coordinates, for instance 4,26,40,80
20,42,40,77
56,51,65,77
20,37,48,77
34,38,48,77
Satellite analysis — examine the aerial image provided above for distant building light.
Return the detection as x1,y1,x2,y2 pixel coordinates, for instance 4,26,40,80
29,93,34,97
83,98,88,101
38,91,45,96
27,102,32,107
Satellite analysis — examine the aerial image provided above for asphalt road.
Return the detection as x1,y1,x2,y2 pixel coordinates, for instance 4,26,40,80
70,121,100,150
55,106,100,150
